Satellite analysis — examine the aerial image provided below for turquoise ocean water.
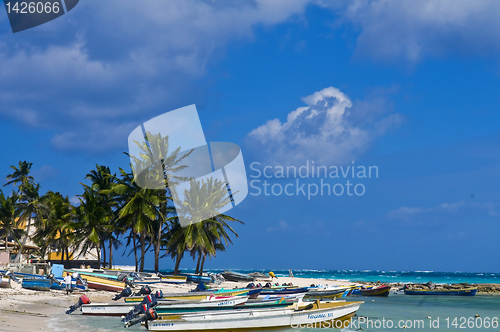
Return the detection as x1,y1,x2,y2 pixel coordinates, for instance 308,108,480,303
55,270,500,332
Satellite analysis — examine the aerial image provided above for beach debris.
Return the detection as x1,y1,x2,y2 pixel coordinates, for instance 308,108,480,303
66,295,90,314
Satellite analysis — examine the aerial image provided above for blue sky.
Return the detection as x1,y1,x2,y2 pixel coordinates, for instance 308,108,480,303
1,1,499,272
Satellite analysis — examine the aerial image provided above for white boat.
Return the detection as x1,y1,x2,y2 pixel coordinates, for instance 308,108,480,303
305,285,353,298
146,300,363,331
81,296,249,316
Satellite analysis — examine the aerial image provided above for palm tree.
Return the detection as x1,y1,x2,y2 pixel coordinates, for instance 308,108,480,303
109,168,163,272
165,178,243,275
72,185,113,269
4,161,34,190
13,181,42,263
85,165,120,268
0,190,24,253
4,161,39,263
33,192,75,264
128,132,192,271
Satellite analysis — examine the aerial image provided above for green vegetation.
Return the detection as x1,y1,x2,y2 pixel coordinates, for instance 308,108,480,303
0,134,243,273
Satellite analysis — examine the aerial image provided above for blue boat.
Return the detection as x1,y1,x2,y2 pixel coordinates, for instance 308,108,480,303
49,277,87,291
404,287,478,296
22,278,52,291
259,287,309,296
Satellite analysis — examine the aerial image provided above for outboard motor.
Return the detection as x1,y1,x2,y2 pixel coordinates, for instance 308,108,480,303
117,274,135,288
124,307,158,328
112,287,133,301
5,271,21,284
264,282,272,288
48,273,63,287
133,285,152,296
130,272,140,279
192,283,207,292
246,282,255,288
155,290,163,299
72,272,88,287
66,295,91,314
122,294,157,323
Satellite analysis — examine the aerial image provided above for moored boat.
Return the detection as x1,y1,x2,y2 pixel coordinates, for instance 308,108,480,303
81,296,250,316
221,270,254,282
124,289,250,303
305,286,351,299
145,300,363,331
404,287,478,296
65,272,126,292
360,285,391,297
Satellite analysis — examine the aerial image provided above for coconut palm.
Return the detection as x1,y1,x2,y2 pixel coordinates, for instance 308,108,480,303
85,165,120,268
0,190,24,253
4,161,34,190
72,185,114,269
33,192,75,264
128,132,193,271
109,168,163,272
165,178,243,275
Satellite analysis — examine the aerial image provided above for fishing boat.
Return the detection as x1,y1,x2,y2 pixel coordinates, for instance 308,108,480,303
145,300,364,331
160,276,187,284
258,287,309,298
247,272,272,282
50,277,87,291
124,289,250,303
360,285,391,297
22,278,52,291
404,287,478,296
305,286,351,299
65,272,126,292
221,270,254,282
81,296,250,316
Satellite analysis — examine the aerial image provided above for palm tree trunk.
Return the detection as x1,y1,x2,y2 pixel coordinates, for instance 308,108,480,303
155,220,162,272
140,232,146,272
109,239,113,269
101,240,106,268
96,244,101,269
199,253,207,275
133,232,138,272
173,253,182,276
195,252,201,274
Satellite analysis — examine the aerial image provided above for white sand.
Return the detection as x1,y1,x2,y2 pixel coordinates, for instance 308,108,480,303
0,276,362,331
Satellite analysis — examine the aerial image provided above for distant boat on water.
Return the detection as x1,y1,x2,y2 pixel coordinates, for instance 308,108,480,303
404,287,478,296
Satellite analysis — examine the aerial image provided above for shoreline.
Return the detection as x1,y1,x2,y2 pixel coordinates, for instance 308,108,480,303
1,275,499,332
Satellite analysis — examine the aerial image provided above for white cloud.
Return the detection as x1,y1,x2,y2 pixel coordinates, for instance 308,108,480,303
247,86,401,165
0,0,311,153
388,201,500,221
325,0,500,62
266,220,293,232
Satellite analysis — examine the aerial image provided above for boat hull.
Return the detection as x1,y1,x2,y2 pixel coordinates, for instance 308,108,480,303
404,288,478,296
360,286,391,297
146,301,363,331
1,276,11,288
22,278,51,291
67,273,125,292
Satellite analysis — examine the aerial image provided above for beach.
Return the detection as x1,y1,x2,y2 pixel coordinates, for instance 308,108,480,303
1,272,500,332
0,275,356,332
